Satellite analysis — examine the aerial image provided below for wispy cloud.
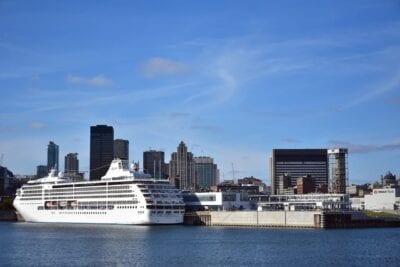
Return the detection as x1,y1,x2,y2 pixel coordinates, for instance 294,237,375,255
189,125,223,133
66,74,114,86
343,70,400,109
329,140,400,154
282,138,302,144
140,57,190,78
29,122,46,129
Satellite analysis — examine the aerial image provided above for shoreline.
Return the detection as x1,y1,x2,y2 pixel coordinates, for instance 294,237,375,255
4,210,400,229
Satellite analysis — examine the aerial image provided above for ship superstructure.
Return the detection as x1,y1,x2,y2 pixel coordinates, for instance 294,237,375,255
13,159,185,224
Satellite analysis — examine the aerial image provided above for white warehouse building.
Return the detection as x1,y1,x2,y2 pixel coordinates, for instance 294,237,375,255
364,188,400,210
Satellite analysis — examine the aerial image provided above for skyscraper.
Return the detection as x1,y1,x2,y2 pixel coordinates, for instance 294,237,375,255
194,156,218,191
36,165,48,178
64,153,83,181
65,153,79,174
143,150,166,179
169,141,195,191
47,141,59,172
328,148,348,194
90,125,114,180
270,149,329,195
114,139,129,160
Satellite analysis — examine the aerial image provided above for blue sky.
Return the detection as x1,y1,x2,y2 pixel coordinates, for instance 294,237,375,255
1,1,400,184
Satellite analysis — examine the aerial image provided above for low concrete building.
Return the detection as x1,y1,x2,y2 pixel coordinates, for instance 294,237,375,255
364,188,400,210
350,197,365,210
182,192,253,211
257,194,350,211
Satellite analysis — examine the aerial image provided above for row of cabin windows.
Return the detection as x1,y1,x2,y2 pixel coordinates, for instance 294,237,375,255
42,190,134,196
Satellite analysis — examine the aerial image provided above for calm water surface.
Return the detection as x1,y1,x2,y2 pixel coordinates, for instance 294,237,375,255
0,222,399,266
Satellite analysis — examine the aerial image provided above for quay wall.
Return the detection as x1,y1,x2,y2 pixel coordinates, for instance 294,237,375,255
209,211,319,228
0,210,17,221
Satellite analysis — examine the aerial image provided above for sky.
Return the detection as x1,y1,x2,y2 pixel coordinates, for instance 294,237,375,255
0,0,400,184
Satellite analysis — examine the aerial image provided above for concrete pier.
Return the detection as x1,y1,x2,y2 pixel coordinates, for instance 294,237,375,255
184,210,400,228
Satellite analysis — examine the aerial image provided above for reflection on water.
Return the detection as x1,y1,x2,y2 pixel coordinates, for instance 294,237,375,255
1,222,400,266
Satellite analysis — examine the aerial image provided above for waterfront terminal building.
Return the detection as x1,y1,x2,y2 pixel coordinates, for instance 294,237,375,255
183,192,350,212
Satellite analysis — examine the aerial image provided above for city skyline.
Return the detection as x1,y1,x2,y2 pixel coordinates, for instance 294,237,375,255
1,1,400,184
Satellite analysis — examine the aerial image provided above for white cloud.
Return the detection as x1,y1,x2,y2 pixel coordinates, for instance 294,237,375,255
29,122,46,129
66,74,113,86
141,57,190,78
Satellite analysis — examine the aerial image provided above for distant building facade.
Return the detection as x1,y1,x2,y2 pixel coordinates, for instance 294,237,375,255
65,153,79,174
194,156,218,191
278,174,292,195
364,188,400,210
0,166,14,195
270,149,329,195
169,141,196,191
36,165,48,178
143,150,167,179
238,177,267,194
47,141,59,172
64,153,83,181
90,125,114,180
114,139,129,161
297,175,315,194
217,181,262,195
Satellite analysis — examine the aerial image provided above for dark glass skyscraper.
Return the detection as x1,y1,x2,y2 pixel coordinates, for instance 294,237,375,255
47,141,59,172
36,165,48,178
90,125,114,180
114,139,129,161
143,150,166,179
270,149,328,195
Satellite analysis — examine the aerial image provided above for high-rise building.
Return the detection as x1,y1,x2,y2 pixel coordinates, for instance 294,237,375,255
328,148,348,194
169,141,196,191
64,153,83,181
114,139,129,161
143,150,166,179
65,153,79,174
47,141,59,172
90,125,114,180
194,156,218,191
36,165,48,178
0,166,14,195
270,149,328,195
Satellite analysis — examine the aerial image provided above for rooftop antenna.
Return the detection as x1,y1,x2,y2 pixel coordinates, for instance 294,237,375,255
231,163,236,184
0,153,3,167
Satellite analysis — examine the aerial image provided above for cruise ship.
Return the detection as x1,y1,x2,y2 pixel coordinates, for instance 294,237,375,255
13,159,185,224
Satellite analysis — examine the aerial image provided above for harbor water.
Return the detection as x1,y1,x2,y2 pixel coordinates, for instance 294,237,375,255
1,222,399,266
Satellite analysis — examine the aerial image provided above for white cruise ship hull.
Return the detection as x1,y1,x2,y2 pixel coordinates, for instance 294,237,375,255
14,202,183,225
